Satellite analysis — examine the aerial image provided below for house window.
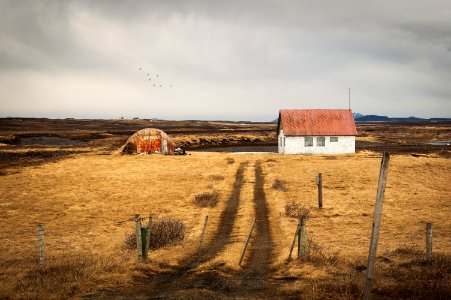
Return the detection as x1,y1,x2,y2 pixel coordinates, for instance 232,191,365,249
330,137,338,142
305,137,313,147
317,137,325,147
283,137,285,146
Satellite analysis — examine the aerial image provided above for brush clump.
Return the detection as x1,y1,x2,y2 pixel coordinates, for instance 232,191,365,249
208,174,225,181
124,218,185,250
272,179,289,192
285,201,310,219
194,190,220,207
225,157,235,164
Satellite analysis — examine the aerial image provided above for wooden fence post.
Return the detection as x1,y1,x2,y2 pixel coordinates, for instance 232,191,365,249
299,216,307,257
239,218,256,266
135,214,143,260
297,218,301,258
147,214,152,254
287,224,300,262
316,173,323,209
426,223,432,264
142,214,152,259
197,215,208,263
363,152,390,300
38,223,44,267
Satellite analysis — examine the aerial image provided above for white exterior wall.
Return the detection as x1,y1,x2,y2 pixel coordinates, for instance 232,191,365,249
278,131,355,154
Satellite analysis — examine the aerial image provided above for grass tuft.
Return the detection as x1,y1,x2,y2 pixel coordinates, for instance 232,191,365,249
272,179,289,192
285,201,310,219
208,174,225,181
194,190,220,207
225,157,235,164
301,237,340,265
12,255,121,298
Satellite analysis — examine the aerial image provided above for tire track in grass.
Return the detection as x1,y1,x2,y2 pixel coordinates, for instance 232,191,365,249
146,161,249,298
198,161,249,263
92,161,280,299
238,160,274,295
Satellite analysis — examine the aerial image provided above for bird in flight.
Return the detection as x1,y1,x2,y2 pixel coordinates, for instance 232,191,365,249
139,67,142,70
156,74,159,77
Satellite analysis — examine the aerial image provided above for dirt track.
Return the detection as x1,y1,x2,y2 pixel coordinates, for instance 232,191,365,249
132,161,278,299
199,162,249,263
237,161,275,297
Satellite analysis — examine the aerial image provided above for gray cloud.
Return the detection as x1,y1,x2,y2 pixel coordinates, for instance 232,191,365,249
0,0,450,120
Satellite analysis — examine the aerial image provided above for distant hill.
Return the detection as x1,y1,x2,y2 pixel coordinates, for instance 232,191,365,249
354,114,450,122
352,112,365,119
355,115,391,121
271,113,450,123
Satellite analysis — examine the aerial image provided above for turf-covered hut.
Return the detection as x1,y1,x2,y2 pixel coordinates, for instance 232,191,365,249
121,128,175,154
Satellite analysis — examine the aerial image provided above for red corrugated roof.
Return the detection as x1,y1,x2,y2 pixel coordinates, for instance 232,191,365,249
278,109,357,136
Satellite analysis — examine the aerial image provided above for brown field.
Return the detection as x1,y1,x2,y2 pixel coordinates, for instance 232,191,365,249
0,118,450,299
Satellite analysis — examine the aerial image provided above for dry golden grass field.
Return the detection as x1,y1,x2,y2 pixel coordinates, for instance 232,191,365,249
0,119,450,299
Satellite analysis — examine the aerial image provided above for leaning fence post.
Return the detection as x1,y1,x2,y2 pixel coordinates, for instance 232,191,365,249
239,218,256,266
363,152,390,300
38,223,44,267
297,218,301,258
426,223,432,264
197,215,208,263
135,214,143,260
287,224,300,262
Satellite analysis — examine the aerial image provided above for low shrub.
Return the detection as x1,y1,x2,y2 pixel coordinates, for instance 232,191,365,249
272,179,288,192
225,157,235,164
208,174,225,181
124,218,185,250
303,237,339,265
285,201,310,219
194,190,220,207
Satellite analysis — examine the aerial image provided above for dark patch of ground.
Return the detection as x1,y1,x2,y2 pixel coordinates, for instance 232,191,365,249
0,150,88,175
1,118,450,155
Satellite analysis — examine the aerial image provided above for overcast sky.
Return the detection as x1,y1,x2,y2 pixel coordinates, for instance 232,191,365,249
1,0,450,121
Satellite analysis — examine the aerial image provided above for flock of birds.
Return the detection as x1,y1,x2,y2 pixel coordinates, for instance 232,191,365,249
138,67,173,88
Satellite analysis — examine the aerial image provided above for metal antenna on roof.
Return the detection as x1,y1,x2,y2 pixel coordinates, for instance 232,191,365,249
348,88,351,110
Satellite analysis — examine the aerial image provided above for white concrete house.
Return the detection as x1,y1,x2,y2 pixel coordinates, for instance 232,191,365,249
277,109,357,154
